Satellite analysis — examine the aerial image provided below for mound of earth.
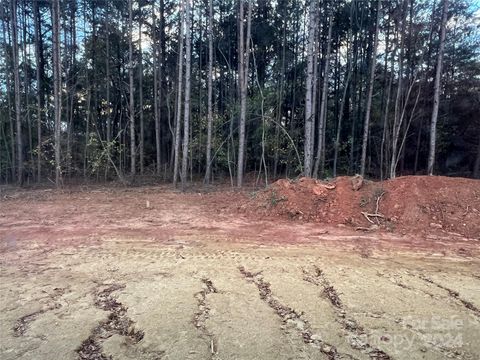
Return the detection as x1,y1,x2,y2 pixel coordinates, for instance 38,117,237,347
243,176,480,238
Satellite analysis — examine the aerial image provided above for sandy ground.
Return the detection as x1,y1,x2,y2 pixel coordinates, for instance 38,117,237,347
1,185,479,360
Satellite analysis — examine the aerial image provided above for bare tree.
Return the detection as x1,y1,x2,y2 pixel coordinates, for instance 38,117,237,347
65,1,77,178
11,0,22,184
427,0,449,175
313,14,333,178
204,0,214,184
139,12,144,175
303,0,318,177
333,52,352,178
128,0,136,176
360,0,382,177
82,0,91,179
181,0,192,190
237,0,252,187
33,0,43,181
273,3,288,179
173,0,185,187
52,0,62,186
152,0,161,175
390,0,408,179
105,2,111,146
380,49,395,180
1,8,16,181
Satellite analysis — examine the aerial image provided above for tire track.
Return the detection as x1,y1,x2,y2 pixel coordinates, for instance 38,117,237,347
239,266,354,360
13,287,66,336
417,274,480,318
375,271,436,298
302,266,391,360
76,283,146,360
193,278,219,359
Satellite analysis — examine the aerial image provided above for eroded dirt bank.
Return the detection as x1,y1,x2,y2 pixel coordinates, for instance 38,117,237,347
1,184,479,360
241,176,480,239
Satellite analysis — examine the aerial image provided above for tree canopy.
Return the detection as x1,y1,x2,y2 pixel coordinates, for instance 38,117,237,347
1,0,479,186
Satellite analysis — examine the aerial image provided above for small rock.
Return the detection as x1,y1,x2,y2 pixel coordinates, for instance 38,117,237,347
312,185,325,196
348,335,367,349
429,223,443,229
351,175,364,191
321,345,333,353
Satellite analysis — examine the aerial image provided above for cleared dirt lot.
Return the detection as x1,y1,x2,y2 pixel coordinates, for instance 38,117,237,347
1,185,479,359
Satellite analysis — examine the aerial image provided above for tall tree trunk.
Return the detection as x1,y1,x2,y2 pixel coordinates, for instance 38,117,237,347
33,0,43,182
273,6,287,179
380,9,393,181
160,0,166,165
22,2,32,177
128,0,136,176
52,0,61,186
303,0,317,177
173,1,185,187
11,0,23,185
181,0,192,190
139,16,144,175
413,2,436,175
205,0,214,184
82,0,89,178
196,10,203,179
1,12,16,181
66,1,77,178
390,0,408,178
91,4,99,176
311,44,318,151
427,0,448,175
313,15,333,178
474,135,480,179
237,0,252,187
235,0,244,183
84,90,90,177
106,3,111,145
360,0,381,176
348,27,359,175
333,55,352,178
63,15,70,177
380,53,394,181
153,0,161,175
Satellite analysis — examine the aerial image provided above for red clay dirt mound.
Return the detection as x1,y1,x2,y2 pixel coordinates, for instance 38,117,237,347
243,176,480,238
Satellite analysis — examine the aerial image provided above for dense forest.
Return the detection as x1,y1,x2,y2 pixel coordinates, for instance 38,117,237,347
0,0,479,187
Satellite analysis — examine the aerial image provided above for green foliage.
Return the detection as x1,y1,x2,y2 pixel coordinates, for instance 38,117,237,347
359,195,370,208
267,189,287,207
1,0,479,183
86,133,123,176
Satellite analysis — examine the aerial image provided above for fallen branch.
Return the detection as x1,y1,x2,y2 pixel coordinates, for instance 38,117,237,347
361,211,385,224
375,191,385,215
363,213,385,218
355,226,372,232
322,184,336,190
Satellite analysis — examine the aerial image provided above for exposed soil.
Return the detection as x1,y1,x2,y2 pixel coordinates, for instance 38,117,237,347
1,176,479,359
241,176,480,239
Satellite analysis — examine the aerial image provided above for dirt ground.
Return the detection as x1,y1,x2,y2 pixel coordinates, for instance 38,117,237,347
1,181,479,360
